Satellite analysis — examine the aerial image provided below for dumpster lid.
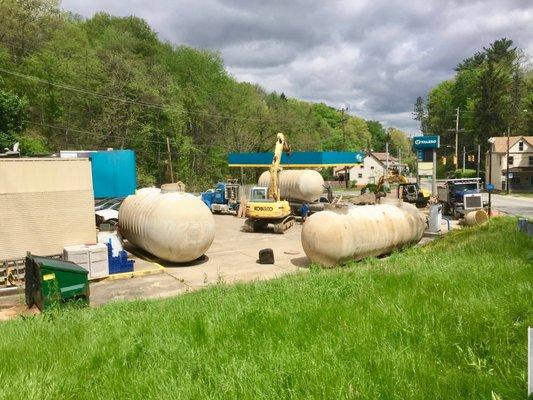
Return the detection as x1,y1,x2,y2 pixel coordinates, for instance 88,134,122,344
32,256,89,275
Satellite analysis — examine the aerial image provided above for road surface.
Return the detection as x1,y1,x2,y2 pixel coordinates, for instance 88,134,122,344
487,194,533,217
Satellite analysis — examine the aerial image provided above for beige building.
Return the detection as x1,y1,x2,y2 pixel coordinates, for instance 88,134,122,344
486,136,533,191
0,158,97,266
334,152,404,185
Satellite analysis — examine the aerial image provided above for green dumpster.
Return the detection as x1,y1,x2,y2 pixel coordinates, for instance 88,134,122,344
25,253,90,311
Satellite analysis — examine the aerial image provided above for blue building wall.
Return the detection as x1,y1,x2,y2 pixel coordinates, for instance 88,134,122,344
90,150,136,198
228,151,365,167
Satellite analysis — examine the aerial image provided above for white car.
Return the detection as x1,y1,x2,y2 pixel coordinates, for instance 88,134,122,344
95,202,121,227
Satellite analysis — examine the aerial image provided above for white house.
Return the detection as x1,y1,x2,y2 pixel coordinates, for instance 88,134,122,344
486,135,533,191
334,152,405,186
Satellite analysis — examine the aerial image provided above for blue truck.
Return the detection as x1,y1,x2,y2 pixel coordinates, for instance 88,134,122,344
201,180,241,214
437,178,486,218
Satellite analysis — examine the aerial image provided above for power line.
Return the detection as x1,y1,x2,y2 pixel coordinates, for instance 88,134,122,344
0,67,264,122
23,120,214,153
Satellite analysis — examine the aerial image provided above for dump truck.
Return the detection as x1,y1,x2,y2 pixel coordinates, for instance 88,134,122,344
200,179,240,214
437,178,486,218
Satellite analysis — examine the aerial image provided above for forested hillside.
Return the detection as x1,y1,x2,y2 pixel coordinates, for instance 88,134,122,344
414,38,532,173
0,0,412,188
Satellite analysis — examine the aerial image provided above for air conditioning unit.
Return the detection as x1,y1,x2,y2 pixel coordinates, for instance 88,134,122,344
63,243,109,280
464,194,483,211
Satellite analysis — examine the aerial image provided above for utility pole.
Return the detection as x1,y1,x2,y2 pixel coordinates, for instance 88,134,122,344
345,166,349,189
431,148,437,197
506,125,510,194
385,142,389,177
398,148,402,175
166,137,175,183
488,143,492,216
476,144,480,178
462,146,466,173
455,107,459,170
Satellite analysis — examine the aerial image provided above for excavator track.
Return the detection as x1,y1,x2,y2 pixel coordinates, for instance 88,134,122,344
243,218,268,232
272,215,295,234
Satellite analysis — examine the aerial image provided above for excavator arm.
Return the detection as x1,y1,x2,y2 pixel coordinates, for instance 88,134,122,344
267,132,290,202
376,170,408,193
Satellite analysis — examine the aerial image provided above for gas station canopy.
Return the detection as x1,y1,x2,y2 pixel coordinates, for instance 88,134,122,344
228,151,365,168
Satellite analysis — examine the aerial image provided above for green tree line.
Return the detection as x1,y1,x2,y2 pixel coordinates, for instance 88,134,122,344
0,0,412,188
414,38,532,174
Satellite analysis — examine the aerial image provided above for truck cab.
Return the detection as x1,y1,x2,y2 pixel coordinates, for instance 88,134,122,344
201,181,240,214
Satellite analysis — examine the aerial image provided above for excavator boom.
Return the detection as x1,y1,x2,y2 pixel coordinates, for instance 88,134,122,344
267,132,290,202
244,132,294,233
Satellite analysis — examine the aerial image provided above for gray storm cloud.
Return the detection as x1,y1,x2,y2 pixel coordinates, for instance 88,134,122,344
62,0,533,133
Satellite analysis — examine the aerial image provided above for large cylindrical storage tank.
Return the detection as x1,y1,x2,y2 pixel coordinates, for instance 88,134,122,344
301,203,425,266
119,188,215,262
258,170,324,202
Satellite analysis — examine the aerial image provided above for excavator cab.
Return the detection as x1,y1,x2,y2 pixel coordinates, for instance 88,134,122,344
397,183,429,208
250,187,268,201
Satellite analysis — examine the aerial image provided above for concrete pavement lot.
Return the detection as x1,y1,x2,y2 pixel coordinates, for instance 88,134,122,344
89,214,308,305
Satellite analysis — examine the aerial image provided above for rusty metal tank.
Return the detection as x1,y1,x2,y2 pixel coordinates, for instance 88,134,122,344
463,209,488,226
301,202,425,266
258,169,324,202
119,188,215,262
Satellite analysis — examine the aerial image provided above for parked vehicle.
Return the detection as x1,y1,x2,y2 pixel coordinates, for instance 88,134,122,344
200,180,240,214
95,201,122,227
397,183,430,208
94,197,123,211
437,178,486,218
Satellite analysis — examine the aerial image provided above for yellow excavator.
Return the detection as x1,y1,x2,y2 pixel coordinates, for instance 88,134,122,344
244,132,295,233
362,169,430,207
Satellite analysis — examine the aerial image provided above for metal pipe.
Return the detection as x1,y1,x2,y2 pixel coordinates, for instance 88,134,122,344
462,146,466,172
432,148,437,197
488,144,492,216
476,144,480,178
506,125,510,194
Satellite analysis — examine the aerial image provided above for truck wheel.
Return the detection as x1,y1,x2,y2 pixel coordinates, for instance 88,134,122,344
452,207,459,219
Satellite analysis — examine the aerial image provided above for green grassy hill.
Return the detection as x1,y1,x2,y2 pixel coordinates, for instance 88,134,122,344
0,217,531,399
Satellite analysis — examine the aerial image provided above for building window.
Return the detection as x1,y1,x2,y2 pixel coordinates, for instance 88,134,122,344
507,156,514,165
518,141,524,151
529,156,533,165
370,166,374,170
359,164,364,169
358,173,363,178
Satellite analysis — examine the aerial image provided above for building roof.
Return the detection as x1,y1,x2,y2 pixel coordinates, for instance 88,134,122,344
370,152,399,163
490,136,533,153
332,151,399,173
228,151,365,168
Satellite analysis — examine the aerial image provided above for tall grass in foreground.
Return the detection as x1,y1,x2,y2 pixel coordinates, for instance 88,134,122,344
0,217,531,399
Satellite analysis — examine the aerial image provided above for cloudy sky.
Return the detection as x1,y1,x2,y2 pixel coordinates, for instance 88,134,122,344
62,0,533,134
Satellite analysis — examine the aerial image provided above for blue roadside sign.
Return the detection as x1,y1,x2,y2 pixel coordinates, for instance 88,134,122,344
412,135,440,150
487,183,495,192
